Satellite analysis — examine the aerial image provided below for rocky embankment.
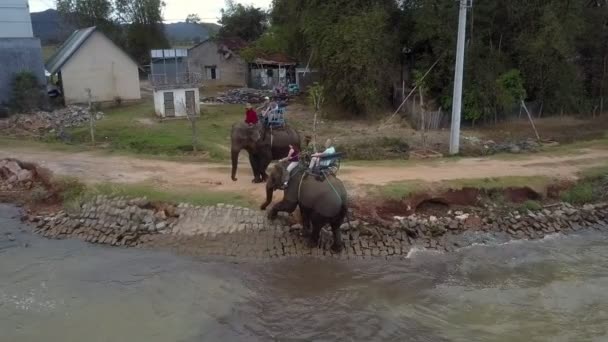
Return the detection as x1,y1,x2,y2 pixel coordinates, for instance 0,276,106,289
2,158,608,259
0,106,103,139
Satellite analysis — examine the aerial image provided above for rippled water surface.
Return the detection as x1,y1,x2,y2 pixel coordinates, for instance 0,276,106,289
2,204,608,341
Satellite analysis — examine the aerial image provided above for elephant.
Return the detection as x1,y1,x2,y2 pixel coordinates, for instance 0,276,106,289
260,162,348,252
230,122,301,183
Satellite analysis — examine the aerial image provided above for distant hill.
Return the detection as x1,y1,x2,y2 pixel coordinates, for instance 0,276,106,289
31,9,221,46
165,22,219,44
31,9,74,44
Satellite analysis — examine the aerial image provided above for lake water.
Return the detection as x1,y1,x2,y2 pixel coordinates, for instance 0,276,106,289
1,203,608,342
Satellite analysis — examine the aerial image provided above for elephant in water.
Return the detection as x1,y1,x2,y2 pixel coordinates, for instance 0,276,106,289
260,162,348,252
230,123,300,183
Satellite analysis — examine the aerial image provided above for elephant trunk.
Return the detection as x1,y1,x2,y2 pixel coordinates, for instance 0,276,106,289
231,149,239,181
260,183,274,210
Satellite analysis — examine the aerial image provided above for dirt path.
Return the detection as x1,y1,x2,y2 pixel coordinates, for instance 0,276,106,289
1,147,608,200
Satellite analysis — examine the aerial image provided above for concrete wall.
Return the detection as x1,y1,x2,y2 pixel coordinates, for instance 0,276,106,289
189,41,248,87
0,0,33,38
0,38,45,104
153,87,200,118
61,31,141,104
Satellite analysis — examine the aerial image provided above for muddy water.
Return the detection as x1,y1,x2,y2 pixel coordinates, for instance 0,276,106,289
2,204,608,342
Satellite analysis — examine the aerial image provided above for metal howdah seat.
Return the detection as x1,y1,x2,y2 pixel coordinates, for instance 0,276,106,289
268,107,286,128
318,152,345,175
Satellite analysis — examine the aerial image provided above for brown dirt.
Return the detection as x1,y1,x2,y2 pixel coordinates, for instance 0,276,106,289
1,146,607,203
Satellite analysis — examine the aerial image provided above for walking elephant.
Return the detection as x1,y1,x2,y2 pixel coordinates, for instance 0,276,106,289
230,123,300,183
260,163,348,252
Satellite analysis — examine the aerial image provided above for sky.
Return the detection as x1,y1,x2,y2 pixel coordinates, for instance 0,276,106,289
28,0,272,23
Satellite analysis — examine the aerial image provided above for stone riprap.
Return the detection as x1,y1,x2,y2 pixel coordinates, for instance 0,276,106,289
24,194,608,259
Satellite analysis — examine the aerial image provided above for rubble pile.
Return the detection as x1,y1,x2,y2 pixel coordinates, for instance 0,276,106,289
201,88,274,104
0,106,104,138
0,159,36,191
463,136,542,155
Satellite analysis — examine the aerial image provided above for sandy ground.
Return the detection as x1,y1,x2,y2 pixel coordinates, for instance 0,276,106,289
2,146,608,201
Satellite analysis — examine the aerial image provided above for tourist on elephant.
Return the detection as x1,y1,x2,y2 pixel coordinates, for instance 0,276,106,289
244,103,258,125
280,144,300,188
309,139,336,170
257,97,271,117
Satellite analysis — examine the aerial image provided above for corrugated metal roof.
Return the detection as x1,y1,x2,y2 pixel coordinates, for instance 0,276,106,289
45,26,96,74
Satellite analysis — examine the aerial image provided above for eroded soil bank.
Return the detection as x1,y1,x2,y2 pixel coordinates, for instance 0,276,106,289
2,158,608,259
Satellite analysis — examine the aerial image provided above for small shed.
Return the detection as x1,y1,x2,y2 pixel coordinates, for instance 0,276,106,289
149,49,202,119
46,27,141,105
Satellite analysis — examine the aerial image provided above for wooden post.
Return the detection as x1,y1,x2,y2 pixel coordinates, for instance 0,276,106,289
86,88,95,146
520,99,541,142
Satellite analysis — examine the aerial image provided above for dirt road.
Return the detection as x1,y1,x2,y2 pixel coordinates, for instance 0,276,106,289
1,146,607,199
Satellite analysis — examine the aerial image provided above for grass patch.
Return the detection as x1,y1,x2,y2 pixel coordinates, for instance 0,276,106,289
440,176,553,192
63,102,242,161
54,179,254,211
337,137,410,160
369,180,428,200
560,162,608,204
520,200,542,212
88,183,253,207
561,182,596,204
369,175,553,200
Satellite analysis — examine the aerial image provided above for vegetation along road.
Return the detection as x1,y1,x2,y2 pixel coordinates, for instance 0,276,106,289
1,145,607,203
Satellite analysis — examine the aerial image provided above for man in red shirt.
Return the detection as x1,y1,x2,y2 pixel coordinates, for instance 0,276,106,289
245,103,258,125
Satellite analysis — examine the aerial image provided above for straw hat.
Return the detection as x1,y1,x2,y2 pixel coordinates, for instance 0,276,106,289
246,103,252,109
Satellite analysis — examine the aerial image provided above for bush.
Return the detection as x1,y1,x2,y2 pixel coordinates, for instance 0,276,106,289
520,200,542,212
561,182,596,204
337,137,409,160
9,71,46,113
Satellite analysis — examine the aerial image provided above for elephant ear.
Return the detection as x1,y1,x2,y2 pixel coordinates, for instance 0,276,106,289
269,164,284,189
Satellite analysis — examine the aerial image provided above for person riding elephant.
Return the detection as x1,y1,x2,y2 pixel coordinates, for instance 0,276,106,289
260,162,348,252
230,121,300,183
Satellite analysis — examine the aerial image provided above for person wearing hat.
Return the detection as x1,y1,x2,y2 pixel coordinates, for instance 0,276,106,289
257,96,271,114
244,103,258,125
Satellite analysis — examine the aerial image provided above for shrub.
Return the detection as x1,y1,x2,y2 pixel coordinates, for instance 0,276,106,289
9,71,46,113
561,182,596,204
521,200,542,212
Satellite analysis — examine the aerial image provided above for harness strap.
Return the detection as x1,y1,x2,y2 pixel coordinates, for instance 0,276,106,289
270,127,273,149
322,170,344,205
297,172,306,202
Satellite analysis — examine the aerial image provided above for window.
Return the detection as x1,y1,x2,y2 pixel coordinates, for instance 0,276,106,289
205,66,218,80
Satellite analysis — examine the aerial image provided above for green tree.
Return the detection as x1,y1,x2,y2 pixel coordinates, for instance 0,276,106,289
115,0,169,64
219,0,268,42
56,0,118,38
186,13,201,24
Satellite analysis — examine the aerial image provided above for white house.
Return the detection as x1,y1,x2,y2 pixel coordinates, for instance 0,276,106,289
149,49,202,118
0,0,33,38
46,27,141,104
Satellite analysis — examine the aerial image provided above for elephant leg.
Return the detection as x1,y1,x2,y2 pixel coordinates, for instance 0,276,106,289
258,153,272,181
299,206,312,237
268,200,298,220
309,213,325,248
330,220,344,253
249,154,263,183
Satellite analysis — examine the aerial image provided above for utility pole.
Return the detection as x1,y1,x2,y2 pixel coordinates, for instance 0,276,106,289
449,0,471,155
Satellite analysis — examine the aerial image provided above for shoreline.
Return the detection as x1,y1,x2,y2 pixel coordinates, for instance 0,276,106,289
16,195,608,260
2,158,608,259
